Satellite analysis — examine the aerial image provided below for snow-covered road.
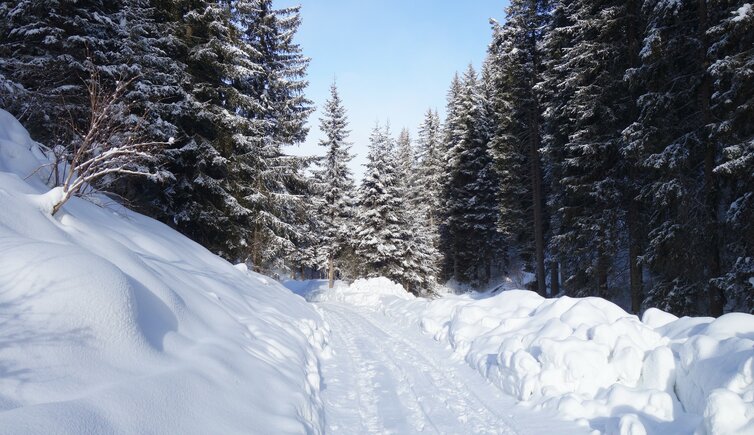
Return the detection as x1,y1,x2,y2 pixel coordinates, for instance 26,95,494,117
316,302,587,435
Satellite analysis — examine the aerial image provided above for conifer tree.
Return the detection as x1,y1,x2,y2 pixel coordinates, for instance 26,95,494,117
708,2,754,313
443,65,501,286
416,109,445,237
624,0,722,315
540,0,641,299
353,124,409,284
0,0,125,146
312,82,355,288
487,0,551,294
160,0,260,260
395,128,438,292
234,0,315,272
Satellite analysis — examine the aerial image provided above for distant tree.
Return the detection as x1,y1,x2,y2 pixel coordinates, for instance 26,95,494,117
353,124,410,284
415,109,445,238
312,82,356,288
395,128,438,293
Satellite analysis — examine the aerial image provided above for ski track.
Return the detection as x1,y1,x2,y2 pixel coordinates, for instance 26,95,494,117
317,302,588,435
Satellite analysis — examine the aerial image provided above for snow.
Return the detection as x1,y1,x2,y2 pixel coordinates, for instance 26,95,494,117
310,300,588,434
3,107,753,434
733,3,752,22
304,277,754,434
0,109,330,434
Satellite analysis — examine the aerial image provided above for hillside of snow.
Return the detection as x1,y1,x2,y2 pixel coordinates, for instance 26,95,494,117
0,109,330,434
307,278,754,434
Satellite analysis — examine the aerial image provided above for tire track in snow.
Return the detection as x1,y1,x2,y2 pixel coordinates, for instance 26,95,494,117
320,303,521,434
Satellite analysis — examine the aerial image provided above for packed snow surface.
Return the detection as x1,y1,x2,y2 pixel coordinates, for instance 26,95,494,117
0,109,330,434
300,278,587,434
307,279,754,435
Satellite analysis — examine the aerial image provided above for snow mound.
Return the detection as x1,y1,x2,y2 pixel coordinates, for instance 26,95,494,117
322,277,754,434
0,109,330,434
308,276,415,306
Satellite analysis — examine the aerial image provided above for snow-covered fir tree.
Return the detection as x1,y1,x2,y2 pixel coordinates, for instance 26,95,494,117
234,0,315,273
0,0,125,146
708,2,754,313
395,128,438,293
159,0,260,260
353,124,410,285
623,0,723,316
312,82,356,287
486,0,551,295
540,0,641,300
415,109,445,236
442,65,502,287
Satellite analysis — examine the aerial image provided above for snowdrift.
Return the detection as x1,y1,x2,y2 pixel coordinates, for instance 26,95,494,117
309,278,754,434
0,109,330,434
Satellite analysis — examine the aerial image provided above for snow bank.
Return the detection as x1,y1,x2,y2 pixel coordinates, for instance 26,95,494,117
313,277,754,434
0,109,330,434
308,276,415,306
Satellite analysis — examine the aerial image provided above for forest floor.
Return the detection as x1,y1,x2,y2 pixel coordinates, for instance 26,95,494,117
315,301,587,434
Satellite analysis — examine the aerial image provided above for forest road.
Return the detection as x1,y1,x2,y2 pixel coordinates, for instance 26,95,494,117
315,302,589,435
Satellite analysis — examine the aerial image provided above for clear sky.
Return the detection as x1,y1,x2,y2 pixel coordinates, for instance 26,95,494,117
279,0,509,180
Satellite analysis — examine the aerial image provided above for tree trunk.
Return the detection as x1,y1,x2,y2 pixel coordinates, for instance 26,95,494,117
550,261,560,296
626,0,644,314
328,255,334,289
597,252,609,299
251,225,260,273
529,108,546,297
527,3,546,297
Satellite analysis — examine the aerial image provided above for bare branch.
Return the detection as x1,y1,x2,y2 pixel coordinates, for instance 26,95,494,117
49,64,169,215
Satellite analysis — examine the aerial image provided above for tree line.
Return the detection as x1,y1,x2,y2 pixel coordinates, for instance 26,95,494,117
1,0,751,316
433,0,753,316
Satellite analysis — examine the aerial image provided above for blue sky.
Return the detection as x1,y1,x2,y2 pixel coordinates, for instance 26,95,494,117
279,0,508,179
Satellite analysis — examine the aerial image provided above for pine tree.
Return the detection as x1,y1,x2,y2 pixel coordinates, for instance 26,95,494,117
353,124,409,284
159,0,260,260
0,0,125,146
416,109,445,237
312,82,356,288
443,65,502,287
540,0,642,299
708,2,754,313
234,0,315,272
395,127,438,293
438,74,463,280
487,0,551,294
478,59,509,284
624,0,723,315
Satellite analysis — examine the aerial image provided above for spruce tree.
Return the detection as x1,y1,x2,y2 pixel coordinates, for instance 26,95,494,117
624,0,722,315
708,2,754,313
0,0,125,146
312,82,356,288
353,124,409,284
416,109,445,238
443,65,501,286
487,0,551,294
540,0,641,299
395,127,438,293
161,0,259,260
234,0,315,272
